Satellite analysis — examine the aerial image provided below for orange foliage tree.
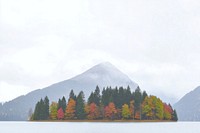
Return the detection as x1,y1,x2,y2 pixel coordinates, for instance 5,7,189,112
65,98,76,119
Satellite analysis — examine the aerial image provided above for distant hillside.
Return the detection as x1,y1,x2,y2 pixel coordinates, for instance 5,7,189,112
174,86,200,121
0,62,138,120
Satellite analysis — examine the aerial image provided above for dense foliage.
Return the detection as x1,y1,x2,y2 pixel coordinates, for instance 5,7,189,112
31,86,178,121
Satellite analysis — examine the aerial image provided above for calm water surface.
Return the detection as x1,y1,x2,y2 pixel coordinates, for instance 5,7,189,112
0,122,199,133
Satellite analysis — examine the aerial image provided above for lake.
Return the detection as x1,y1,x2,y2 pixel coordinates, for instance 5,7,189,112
0,122,199,133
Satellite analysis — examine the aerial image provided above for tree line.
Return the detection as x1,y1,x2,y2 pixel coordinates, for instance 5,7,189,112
31,86,178,121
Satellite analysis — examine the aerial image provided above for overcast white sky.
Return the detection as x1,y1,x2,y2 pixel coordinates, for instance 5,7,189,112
0,0,200,103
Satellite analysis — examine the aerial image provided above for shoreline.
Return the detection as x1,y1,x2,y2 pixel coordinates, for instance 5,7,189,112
30,120,176,123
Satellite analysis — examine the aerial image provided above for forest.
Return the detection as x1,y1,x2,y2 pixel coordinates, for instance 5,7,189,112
31,86,178,121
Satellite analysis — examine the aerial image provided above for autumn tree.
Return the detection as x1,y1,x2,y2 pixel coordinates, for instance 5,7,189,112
142,95,165,120
50,102,58,120
87,103,99,120
65,98,76,119
122,104,130,119
155,98,164,120
142,96,154,120
104,102,117,120
163,103,173,120
57,108,64,120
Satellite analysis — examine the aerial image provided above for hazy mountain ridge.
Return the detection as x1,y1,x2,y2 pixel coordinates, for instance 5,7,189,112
174,86,200,121
0,62,138,120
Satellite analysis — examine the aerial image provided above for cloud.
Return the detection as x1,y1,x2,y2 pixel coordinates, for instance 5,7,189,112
1,0,200,103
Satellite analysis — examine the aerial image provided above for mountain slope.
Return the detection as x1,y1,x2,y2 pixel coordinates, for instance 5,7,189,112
0,62,138,120
174,86,200,121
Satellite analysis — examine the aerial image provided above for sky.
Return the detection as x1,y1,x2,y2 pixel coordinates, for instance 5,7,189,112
0,0,200,103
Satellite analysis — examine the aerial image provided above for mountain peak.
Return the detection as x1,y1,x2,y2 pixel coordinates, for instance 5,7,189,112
96,61,115,68
71,62,138,89
87,62,121,74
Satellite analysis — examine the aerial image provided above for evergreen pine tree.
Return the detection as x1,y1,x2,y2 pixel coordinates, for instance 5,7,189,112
44,96,49,120
118,87,124,108
69,89,76,101
113,87,119,108
58,98,62,110
61,96,66,113
93,86,101,106
102,87,110,106
33,101,40,120
39,98,45,120
125,86,132,106
88,92,94,104
172,109,178,121
76,91,86,119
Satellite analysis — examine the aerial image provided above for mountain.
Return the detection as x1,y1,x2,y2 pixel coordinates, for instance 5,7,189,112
174,86,200,121
0,62,138,120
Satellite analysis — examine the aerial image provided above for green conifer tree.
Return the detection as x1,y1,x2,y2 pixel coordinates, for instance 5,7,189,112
76,91,86,119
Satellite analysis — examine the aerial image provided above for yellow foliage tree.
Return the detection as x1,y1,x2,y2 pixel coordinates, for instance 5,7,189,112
122,104,130,119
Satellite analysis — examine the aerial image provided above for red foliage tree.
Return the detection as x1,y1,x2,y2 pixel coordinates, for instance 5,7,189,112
57,108,64,120
104,102,117,120
87,103,99,120
163,103,173,120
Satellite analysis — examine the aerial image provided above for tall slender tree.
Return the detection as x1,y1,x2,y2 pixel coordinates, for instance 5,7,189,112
93,86,101,106
44,96,49,120
61,96,66,112
65,98,76,119
172,109,178,121
122,104,130,119
50,102,58,120
134,87,142,119
76,91,86,119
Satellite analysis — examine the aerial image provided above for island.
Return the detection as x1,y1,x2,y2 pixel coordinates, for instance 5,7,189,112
30,86,178,121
